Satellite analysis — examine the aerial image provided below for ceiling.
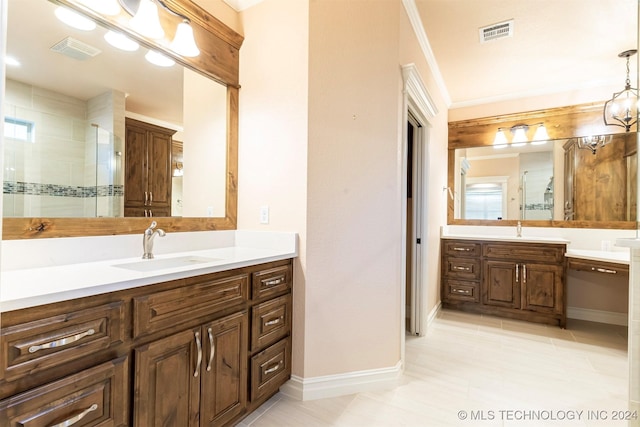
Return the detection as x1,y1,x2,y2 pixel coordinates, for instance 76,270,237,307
414,0,638,108
6,0,638,124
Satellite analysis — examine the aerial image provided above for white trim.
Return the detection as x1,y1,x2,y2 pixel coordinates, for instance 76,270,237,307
401,0,451,107
402,64,438,119
125,111,183,132
566,307,628,326
279,362,402,401
426,301,442,328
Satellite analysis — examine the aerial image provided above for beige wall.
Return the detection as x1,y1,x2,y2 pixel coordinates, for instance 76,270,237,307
238,0,449,382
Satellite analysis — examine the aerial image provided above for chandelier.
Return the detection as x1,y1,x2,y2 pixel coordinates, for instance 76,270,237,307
603,49,638,132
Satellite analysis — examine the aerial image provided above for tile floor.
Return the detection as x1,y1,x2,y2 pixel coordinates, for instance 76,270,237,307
240,309,635,427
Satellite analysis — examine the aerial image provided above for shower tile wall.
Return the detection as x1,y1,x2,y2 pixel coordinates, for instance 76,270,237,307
520,151,554,220
3,79,124,217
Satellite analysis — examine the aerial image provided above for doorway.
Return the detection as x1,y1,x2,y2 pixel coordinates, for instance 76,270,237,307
405,112,424,336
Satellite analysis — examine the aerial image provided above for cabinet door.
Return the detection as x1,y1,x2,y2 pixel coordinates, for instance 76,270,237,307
522,263,564,315
125,124,148,207
134,328,201,427
483,260,520,309
200,312,248,427
147,130,172,209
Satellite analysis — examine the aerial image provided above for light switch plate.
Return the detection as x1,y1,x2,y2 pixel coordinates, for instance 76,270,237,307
259,205,269,224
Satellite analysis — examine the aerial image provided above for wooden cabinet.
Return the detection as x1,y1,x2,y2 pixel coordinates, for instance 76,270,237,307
134,311,248,427
441,239,566,327
0,259,294,427
125,118,176,217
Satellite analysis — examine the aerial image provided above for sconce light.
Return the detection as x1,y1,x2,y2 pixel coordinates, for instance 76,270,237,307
173,162,184,177
576,135,613,155
603,49,638,132
493,123,549,148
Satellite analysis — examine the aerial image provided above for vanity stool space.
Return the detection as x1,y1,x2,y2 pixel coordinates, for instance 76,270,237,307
441,238,567,327
0,259,293,427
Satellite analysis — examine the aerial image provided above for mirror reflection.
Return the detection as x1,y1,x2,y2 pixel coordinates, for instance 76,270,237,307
3,0,227,218
453,133,637,222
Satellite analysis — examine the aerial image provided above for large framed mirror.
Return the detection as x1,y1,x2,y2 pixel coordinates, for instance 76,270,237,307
448,102,638,229
2,0,242,239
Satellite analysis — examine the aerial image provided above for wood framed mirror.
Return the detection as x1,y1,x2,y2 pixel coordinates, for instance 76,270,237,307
2,0,242,239
448,101,638,229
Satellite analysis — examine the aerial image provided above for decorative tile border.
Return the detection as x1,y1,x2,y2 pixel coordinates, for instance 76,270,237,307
3,181,123,198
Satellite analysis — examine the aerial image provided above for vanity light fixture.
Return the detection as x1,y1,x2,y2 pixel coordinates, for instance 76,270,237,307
54,6,96,31
493,123,549,148
576,135,613,155
118,0,201,57
173,162,184,177
603,49,638,132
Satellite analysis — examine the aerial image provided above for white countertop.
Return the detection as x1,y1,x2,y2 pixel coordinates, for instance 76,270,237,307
0,231,297,313
441,234,570,244
565,249,630,265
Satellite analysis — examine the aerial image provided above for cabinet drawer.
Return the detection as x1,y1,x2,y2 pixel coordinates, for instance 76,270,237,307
250,338,291,403
1,301,125,382
252,264,292,300
567,258,629,276
133,273,249,338
0,356,128,427
484,243,564,263
444,257,481,280
443,241,481,257
444,280,479,303
251,294,291,352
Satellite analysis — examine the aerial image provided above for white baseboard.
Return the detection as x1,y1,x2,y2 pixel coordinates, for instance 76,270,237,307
426,301,442,329
279,361,402,401
567,306,628,326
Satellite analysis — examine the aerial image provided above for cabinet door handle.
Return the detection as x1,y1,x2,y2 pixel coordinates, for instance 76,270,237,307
265,316,283,327
149,210,153,217
264,277,284,287
28,328,95,353
522,264,527,284
453,247,471,252
144,191,148,206
50,403,98,427
264,362,282,374
194,331,202,377
149,191,153,205
206,327,215,372
515,264,519,283
592,267,617,274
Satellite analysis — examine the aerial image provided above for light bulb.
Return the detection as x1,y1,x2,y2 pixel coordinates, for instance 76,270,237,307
170,21,200,57
104,31,140,51
493,129,508,147
512,127,528,144
145,50,175,67
130,0,164,39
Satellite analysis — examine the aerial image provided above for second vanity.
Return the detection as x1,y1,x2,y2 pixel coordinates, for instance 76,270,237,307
0,231,297,427
441,233,630,328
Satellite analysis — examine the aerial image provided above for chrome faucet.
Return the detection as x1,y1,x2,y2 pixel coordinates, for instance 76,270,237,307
142,221,166,259
516,221,522,238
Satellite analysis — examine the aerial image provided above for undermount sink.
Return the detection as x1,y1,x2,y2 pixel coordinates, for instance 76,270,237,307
113,256,221,272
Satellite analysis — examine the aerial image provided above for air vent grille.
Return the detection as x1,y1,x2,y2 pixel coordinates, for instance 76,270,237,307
479,20,514,43
50,37,101,61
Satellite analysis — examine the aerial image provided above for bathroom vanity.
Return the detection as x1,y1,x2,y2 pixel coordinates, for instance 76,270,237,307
441,236,568,327
0,238,295,426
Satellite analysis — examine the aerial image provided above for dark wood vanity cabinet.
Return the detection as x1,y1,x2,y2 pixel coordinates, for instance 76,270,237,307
0,259,293,427
124,118,176,218
442,239,566,327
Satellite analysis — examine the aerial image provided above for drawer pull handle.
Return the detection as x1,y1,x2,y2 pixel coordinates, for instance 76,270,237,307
264,316,284,327
592,267,617,274
28,328,95,353
515,264,519,283
206,327,215,372
453,247,471,251
452,266,469,271
453,289,469,294
51,403,98,427
264,277,284,287
194,331,202,377
264,362,282,374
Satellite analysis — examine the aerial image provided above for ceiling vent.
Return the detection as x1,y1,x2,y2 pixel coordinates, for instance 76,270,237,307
50,37,101,61
479,19,514,44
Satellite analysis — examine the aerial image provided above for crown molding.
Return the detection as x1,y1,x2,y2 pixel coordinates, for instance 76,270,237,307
401,0,451,107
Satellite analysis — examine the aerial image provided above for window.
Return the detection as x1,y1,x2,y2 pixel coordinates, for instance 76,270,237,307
463,176,508,220
4,117,35,142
